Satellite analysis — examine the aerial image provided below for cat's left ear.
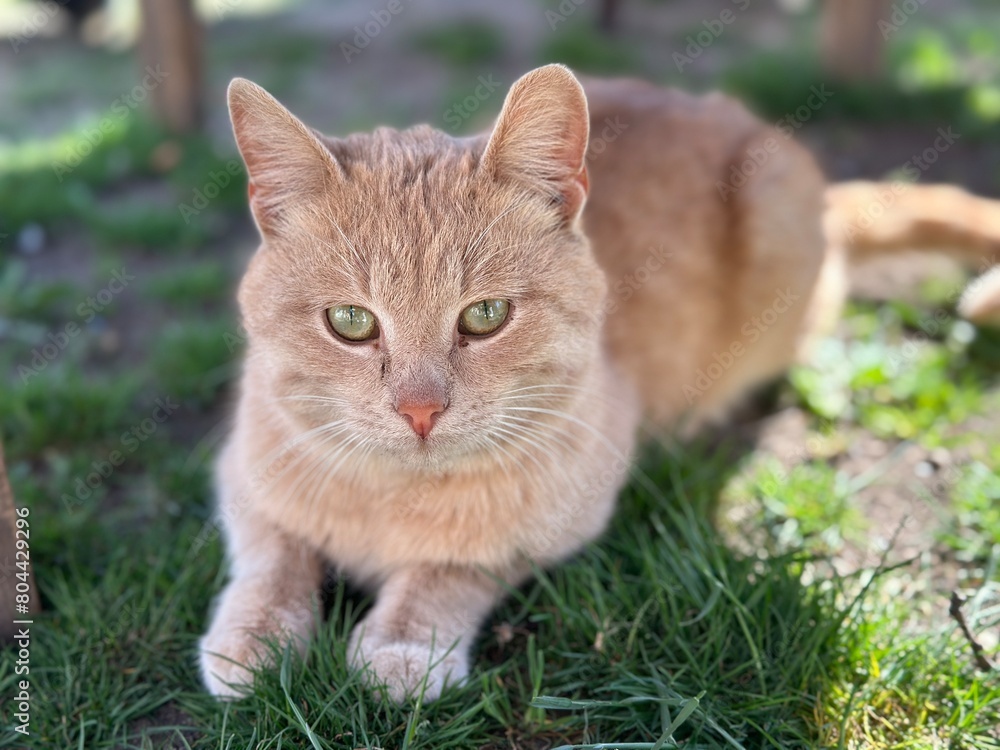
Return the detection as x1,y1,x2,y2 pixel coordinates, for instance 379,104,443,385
228,78,341,237
481,65,590,223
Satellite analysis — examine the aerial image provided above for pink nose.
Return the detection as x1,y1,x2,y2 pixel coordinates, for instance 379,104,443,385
396,401,446,439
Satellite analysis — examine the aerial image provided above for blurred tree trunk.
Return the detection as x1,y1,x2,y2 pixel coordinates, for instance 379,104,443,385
139,0,203,133
820,0,892,81
0,440,38,642
599,0,622,34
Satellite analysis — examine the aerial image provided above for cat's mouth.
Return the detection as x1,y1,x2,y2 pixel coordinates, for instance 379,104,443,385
385,425,499,472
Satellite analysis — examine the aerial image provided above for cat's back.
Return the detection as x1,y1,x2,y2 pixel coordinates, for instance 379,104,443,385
583,77,762,157
580,77,827,424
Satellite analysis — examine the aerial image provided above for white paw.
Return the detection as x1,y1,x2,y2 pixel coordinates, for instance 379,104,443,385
199,629,265,700
349,628,467,703
200,584,317,699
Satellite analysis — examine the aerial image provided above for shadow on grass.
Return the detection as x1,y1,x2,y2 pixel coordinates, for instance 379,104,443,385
481,436,867,748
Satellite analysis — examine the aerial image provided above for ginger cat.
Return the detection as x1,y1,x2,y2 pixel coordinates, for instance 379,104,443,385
200,65,1000,701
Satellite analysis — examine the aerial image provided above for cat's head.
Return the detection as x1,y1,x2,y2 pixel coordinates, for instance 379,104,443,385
230,65,607,471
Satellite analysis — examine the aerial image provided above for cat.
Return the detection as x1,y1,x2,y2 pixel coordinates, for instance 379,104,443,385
200,64,1000,702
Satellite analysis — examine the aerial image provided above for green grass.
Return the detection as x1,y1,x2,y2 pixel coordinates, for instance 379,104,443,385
726,458,870,555
2,291,999,748
3,8,1000,748
150,319,242,409
538,21,639,74
410,21,506,67
0,263,81,324
2,416,998,748
143,262,231,309
723,20,1000,138
791,303,996,441
818,564,1000,749
0,115,245,249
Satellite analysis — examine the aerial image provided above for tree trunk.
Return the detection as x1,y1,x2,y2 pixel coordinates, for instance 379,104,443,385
599,0,623,34
138,0,203,133
1,440,39,642
820,0,892,82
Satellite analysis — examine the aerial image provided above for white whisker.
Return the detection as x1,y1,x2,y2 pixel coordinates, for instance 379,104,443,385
489,423,578,497
503,405,666,504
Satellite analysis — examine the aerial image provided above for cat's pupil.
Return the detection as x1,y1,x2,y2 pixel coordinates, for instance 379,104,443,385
459,299,509,336
328,304,377,342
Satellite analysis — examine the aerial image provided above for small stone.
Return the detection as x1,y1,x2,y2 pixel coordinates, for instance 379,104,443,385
915,460,935,479
930,448,951,466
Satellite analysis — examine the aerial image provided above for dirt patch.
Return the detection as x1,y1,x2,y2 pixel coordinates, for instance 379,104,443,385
730,399,999,614
123,702,200,750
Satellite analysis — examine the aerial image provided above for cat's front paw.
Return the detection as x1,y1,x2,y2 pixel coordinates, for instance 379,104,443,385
200,589,315,699
199,627,267,700
363,642,467,703
349,628,467,703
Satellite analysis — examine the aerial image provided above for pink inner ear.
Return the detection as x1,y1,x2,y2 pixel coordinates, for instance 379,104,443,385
579,166,589,195
559,164,589,220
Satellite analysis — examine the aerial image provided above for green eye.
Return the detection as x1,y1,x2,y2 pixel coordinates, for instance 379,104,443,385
327,305,378,342
458,299,510,336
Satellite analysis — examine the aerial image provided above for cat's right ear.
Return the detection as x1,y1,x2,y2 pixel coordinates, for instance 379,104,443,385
227,78,341,237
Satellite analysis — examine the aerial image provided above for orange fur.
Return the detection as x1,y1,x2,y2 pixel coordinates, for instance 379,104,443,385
200,65,1000,701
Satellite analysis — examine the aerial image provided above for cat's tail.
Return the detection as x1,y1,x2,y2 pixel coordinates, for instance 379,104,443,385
824,181,1000,324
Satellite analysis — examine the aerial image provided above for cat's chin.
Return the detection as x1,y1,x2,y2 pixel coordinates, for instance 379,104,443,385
374,435,500,474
